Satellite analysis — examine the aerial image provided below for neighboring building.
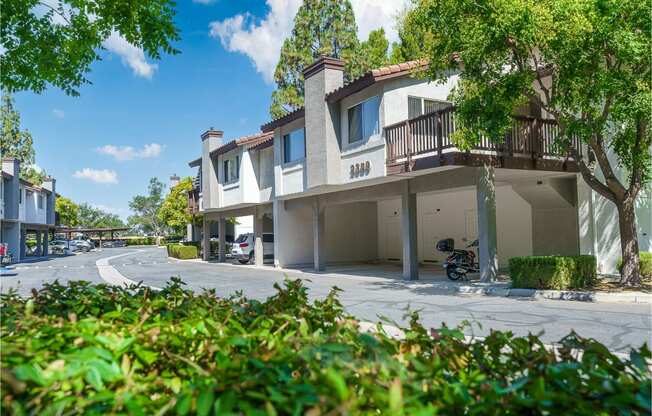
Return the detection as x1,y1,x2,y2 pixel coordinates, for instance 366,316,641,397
1,158,57,260
189,57,651,278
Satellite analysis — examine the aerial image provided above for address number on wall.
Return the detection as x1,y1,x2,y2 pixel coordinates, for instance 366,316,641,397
350,161,371,178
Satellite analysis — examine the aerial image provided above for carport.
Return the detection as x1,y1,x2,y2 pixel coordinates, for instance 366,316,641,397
201,203,274,266
275,166,579,281
55,226,131,248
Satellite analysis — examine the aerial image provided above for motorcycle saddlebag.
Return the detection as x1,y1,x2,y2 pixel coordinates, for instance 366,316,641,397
436,238,454,252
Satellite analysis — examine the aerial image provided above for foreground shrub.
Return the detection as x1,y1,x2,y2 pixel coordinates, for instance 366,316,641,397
510,255,597,289
618,252,652,280
167,244,198,259
1,279,649,415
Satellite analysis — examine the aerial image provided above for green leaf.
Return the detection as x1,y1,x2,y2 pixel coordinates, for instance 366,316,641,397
196,388,215,416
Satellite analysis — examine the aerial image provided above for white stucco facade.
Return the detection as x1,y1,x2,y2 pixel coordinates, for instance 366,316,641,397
190,57,650,279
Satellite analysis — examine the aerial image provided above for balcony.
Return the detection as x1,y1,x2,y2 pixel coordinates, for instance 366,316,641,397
384,107,582,174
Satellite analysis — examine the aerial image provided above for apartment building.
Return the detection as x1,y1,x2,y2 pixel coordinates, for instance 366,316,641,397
1,158,57,260
189,57,651,279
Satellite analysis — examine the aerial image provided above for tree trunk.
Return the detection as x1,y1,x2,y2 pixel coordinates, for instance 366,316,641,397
617,197,641,286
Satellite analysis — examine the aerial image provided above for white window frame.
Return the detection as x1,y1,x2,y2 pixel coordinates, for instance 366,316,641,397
408,96,452,119
347,95,381,146
222,154,240,184
282,128,306,165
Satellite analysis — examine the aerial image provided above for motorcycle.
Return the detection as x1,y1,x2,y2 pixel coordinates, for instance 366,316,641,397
0,243,12,267
436,238,479,281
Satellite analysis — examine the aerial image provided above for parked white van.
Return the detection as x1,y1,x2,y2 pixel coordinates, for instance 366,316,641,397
231,233,274,264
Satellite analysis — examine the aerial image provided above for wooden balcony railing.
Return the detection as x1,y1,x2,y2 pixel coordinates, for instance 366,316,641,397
385,107,582,167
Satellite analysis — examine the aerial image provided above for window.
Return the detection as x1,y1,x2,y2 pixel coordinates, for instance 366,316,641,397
283,128,305,163
408,96,452,119
348,95,380,143
37,194,44,209
223,155,240,183
263,234,274,243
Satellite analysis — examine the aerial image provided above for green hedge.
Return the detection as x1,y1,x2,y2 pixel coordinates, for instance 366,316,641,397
617,252,652,280
167,244,198,260
1,279,648,415
509,255,597,289
125,237,157,246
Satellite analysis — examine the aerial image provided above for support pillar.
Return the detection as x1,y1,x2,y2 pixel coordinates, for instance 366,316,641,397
313,198,326,272
35,231,42,256
476,165,498,282
272,200,282,268
401,181,419,280
202,216,211,261
19,227,26,260
42,230,49,256
254,210,264,267
218,216,226,262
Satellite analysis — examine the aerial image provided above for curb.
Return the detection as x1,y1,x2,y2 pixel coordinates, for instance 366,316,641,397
457,285,651,304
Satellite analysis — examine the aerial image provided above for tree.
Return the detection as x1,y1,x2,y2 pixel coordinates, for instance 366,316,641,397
55,196,79,227
1,94,35,170
78,203,125,228
270,0,359,118
1,0,180,96
401,0,651,285
346,28,390,79
158,177,196,235
128,178,166,237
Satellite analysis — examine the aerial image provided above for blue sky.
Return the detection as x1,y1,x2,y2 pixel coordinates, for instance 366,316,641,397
13,0,405,219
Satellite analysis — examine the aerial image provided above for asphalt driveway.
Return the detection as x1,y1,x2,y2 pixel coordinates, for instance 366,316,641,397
2,247,651,352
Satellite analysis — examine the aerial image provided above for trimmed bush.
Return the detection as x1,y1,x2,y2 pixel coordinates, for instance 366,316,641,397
125,237,157,246
617,252,652,280
1,279,649,415
167,244,198,260
509,255,597,289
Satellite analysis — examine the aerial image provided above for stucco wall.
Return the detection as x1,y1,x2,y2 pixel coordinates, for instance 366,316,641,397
219,147,244,208
273,199,314,266
325,202,378,263
377,185,533,267
532,207,579,255
258,147,274,202
274,118,307,197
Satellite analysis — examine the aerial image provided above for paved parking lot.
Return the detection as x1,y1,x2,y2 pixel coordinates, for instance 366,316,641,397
2,247,651,352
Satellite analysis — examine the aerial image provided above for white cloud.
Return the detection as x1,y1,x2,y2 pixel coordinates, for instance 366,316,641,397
102,32,158,79
52,109,65,119
96,143,164,161
73,168,118,184
209,0,408,83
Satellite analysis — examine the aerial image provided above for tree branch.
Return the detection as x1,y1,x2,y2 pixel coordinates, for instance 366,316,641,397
37,1,71,25
588,132,625,200
570,147,617,203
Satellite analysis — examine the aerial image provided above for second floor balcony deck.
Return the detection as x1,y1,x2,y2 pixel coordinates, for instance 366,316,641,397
384,107,582,174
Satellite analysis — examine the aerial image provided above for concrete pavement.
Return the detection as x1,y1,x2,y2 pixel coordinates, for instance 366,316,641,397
2,247,651,352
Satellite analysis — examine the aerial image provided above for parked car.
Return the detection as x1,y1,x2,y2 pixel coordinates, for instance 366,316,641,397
231,233,274,264
50,240,71,254
70,239,93,252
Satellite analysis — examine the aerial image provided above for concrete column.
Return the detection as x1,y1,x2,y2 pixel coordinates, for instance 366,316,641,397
218,216,226,262
272,200,282,268
313,198,326,271
19,227,26,260
254,210,264,267
42,230,49,256
202,216,211,261
476,165,498,282
35,231,42,256
401,181,419,280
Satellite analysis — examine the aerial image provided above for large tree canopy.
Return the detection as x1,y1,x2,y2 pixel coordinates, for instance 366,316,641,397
400,0,651,284
269,0,391,119
158,177,196,236
78,203,125,229
1,94,35,166
1,0,180,96
270,0,358,118
55,196,80,227
128,178,166,237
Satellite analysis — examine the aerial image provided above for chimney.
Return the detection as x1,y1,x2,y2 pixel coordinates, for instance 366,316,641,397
169,174,180,188
42,176,56,225
201,128,224,210
303,56,344,188
2,158,20,219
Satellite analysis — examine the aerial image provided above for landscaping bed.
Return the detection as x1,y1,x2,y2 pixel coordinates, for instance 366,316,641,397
1,279,649,415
